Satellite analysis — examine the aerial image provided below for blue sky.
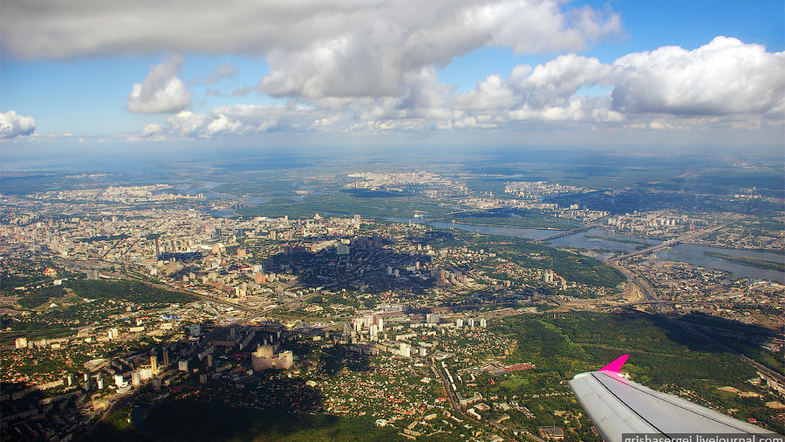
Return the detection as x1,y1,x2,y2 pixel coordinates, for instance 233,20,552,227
440,1,785,84
1,0,783,152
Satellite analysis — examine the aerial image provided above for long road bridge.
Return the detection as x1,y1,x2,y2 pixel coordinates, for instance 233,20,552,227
606,223,731,263
606,239,681,263
533,226,590,243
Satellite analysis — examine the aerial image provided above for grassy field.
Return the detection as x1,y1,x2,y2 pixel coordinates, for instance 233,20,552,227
237,191,456,220
85,401,405,442
433,208,576,230
703,251,785,272
487,311,784,433
83,406,145,442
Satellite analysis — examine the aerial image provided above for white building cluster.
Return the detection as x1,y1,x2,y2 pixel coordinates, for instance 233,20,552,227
251,345,293,371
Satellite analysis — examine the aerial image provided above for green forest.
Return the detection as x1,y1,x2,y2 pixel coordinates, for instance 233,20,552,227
487,311,782,431
66,280,195,304
85,401,405,442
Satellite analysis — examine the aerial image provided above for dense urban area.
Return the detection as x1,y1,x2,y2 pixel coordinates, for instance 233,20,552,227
1,163,783,442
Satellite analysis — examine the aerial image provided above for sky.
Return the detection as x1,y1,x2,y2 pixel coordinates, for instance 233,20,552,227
1,0,783,158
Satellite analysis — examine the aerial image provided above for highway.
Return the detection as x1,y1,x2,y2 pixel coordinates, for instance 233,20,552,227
609,262,660,304
607,223,731,263
430,360,460,413
533,227,590,243
116,271,347,324
609,257,785,388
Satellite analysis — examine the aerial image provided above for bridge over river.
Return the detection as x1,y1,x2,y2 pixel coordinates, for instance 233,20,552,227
533,226,590,243
606,223,730,263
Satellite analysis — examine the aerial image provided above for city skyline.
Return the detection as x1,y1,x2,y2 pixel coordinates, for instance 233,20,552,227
1,0,783,159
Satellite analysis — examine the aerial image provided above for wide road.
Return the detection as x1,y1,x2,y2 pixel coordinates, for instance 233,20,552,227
607,222,731,263
608,259,785,386
116,271,345,324
609,262,659,303
431,359,460,412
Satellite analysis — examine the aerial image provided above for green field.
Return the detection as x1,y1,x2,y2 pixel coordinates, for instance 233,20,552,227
703,251,785,272
484,234,626,289
66,280,196,304
486,311,783,432
495,312,754,381
14,279,196,310
1,279,197,343
434,208,576,230
237,191,456,220
85,400,405,442
415,230,626,290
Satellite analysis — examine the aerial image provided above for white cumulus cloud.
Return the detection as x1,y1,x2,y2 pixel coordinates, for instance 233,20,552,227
140,123,163,137
127,55,192,114
449,38,784,128
257,0,620,98
448,55,617,125
611,37,785,116
3,0,619,100
166,111,207,138
0,111,37,139
136,36,783,140
164,104,321,139
514,54,612,106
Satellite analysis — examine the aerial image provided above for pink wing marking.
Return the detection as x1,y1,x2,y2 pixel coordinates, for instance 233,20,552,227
600,354,629,373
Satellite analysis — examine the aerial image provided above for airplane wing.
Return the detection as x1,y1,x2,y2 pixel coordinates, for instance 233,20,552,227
568,355,782,442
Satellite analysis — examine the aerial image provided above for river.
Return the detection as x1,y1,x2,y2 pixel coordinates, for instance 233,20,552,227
387,218,784,283
658,244,784,283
